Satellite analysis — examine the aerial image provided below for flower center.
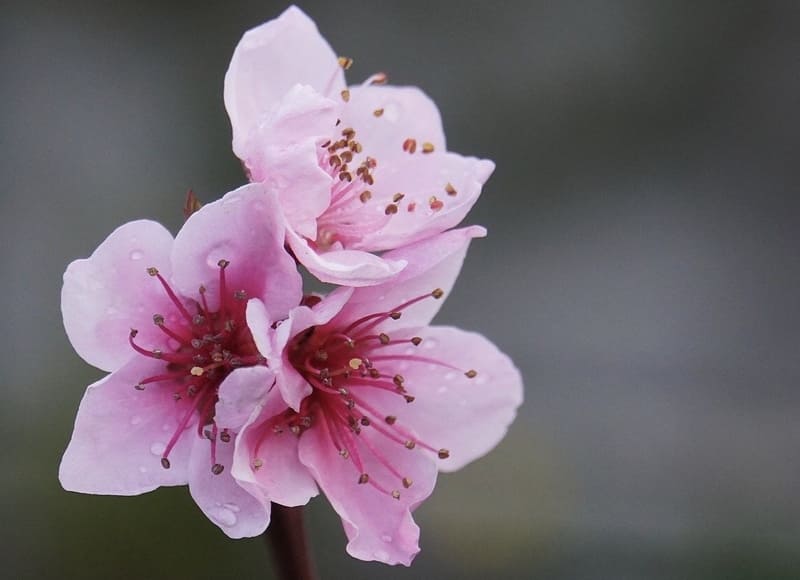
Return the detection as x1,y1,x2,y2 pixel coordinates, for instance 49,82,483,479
250,289,477,500
129,260,265,474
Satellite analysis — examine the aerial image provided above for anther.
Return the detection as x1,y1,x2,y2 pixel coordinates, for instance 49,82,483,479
190,366,204,376
338,387,349,396
373,108,384,117
432,288,444,299
147,267,159,276
134,383,145,391
360,417,371,426
411,337,422,346
393,374,405,387
152,314,164,325
391,490,401,500
217,259,229,269
379,333,390,345
422,142,435,154
359,190,372,203
385,415,397,425
407,202,417,212
253,458,263,470
445,182,458,196
339,449,350,459
404,440,416,450
385,203,398,215
358,473,370,484
340,89,350,102
389,311,402,320
192,315,205,326
220,430,231,443
392,192,405,203
402,138,417,153
339,171,352,182
429,196,444,211
160,457,171,469
234,290,247,300
211,463,224,475
152,349,163,359
348,358,363,369
465,369,478,379
403,477,413,488
404,395,416,403
338,56,353,69
438,449,450,459
129,328,139,338
369,72,388,85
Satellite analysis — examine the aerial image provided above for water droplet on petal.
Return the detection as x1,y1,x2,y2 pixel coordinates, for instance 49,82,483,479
208,506,238,527
129,250,144,261
130,416,142,426
150,442,166,456
223,502,241,513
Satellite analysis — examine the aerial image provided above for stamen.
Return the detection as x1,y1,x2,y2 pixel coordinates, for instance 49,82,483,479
338,56,353,70
445,182,458,196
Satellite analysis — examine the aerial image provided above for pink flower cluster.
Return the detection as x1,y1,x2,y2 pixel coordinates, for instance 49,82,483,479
60,6,522,566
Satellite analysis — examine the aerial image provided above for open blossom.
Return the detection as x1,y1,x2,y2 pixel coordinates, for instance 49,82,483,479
59,184,302,538
224,5,495,286
224,226,523,565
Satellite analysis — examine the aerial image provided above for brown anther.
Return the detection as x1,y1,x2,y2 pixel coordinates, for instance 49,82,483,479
438,449,450,459
339,449,350,459
385,203,398,215
338,56,353,70
445,182,458,196
253,458,263,470
340,89,350,102
393,374,405,387
465,369,478,379
385,415,397,425
220,430,231,443
146,267,159,276
422,142,435,154
411,337,423,346
389,311,402,320
379,333,391,345
134,383,145,391
404,395,416,403
350,141,363,153
320,140,331,148
345,399,355,410
402,138,417,153
404,440,416,450
363,174,375,186
358,473,370,484
359,190,372,203
360,417,371,426
199,285,206,294
172,392,181,401
211,463,224,475
432,288,444,299
392,192,405,203
402,477,413,488
217,259,229,269
407,202,417,212
187,385,198,397
341,127,355,139
340,151,353,163
152,314,164,325
370,72,388,85
290,425,301,435
369,368,381,378
373,108,384,117
391,490,401,500
429,196,444,211
329,155,341,167
160,457,171,469
339,171,352,182
204,429,215,440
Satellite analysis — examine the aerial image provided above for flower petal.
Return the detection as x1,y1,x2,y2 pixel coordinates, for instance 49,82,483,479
357,153,495,252
215,365,274,432
342,84,445,164
62,219,174,372
225,5,344,155
286,226,407,287
334,226,485,329
361,325,523,472
188,436,270,539
59,357,193,495
232,389,319,508
298,419,437,565
170,183,302,322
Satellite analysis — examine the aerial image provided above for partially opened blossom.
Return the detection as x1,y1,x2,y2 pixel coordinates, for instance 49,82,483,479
59,184,302,538
224,5,495,286
225,226,523,565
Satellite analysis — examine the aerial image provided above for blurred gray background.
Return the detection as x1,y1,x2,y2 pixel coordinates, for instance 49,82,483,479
2,1,800,578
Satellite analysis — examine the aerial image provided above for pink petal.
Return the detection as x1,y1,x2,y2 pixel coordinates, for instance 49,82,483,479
59,357,193,495
342,85,445,165
225,5,344,156
271,287,353,410
170,183,302,323
215,365,274,432
334,226,486,329
359,325,523,473
231,389,318,508
298,420,438,565
245,298,273,360
357,153,495,252
62,219,174,372
286,226,407,287
188,435,270,539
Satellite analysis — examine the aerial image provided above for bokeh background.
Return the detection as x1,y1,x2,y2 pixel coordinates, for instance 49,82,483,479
2,1,800,578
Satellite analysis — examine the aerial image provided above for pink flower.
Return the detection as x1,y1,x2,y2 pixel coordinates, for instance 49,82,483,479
224,5,495,286
225,227,523,564
59,184,302,538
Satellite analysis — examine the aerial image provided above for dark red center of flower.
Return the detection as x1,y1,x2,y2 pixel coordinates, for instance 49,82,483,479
249,288,477,500
128,260,265,474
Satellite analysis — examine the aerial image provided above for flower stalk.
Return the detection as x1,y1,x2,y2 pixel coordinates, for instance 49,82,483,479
266,505,317,580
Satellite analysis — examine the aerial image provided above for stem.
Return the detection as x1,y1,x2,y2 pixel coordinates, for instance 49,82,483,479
265,505,317,580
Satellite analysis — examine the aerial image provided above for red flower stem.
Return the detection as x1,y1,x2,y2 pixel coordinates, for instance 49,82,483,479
265,505,317,580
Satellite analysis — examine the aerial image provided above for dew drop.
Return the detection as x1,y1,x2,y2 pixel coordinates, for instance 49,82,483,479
209,506,238,527
150,442,166,456
130,415,142,426
129,250,144,261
